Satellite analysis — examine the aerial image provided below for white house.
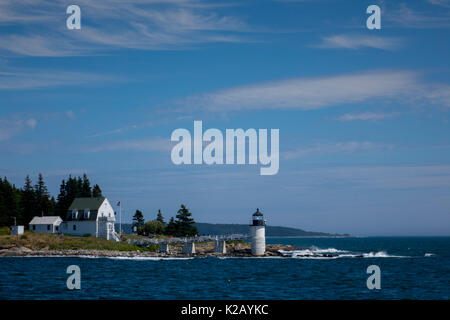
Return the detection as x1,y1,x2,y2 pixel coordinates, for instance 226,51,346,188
29,216,63,233
60,197,119,241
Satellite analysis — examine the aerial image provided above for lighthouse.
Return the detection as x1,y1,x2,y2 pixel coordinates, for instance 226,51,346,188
250,208,266,256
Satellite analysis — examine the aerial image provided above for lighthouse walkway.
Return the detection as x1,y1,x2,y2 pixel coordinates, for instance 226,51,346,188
127,234,249,247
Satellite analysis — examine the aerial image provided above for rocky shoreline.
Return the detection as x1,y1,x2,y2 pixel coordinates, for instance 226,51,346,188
0,243,297,258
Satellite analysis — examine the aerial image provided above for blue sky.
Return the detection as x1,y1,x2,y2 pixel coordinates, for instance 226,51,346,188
1,0,449,236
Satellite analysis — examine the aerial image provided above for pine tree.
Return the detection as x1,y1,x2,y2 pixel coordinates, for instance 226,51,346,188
34,173,50,216
21,175,36,225
0,177,20,226
55,179,67,220
132,210,145,232
165,217,177,236
175,204,197,237
81,174,91,197
92,184,102,197
156,209,165,224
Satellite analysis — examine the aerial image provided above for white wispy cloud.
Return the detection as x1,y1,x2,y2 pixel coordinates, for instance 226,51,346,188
0,115,37,142
315,34,403,50
282,141,395,160
423,84,450,108
338,112,398,122
0,0,250,56
428,0,450,8
385,3,450,29
180,70,420,112
177,69,450,112
0,111,78,143
0,68,119,90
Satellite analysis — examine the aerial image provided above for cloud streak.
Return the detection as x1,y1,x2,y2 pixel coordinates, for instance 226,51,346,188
0,68,119,90
338,112,398,122
181,70,421,112
176,69,450,113
315,34,403,50
0,115,38,142
0,0,251,56
385,3,450,29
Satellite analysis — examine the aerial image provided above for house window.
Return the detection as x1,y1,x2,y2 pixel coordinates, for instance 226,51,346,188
32,225,36,231
72,210,78,219
73,225,76,231
84,209,90,219
47,225,50,230
55,226,59,231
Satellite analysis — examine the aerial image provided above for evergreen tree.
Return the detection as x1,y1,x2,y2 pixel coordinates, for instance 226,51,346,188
156,209,165,224
175,204,197,237
132,209,145,232
34,173,51,216
76,177,83,197
165,217,177,236
55,179,67,220
0,178,20,226
21,175,36,225
81,174,91,197
92,184,102,197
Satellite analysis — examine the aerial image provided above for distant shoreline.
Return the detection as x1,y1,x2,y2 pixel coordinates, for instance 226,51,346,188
266,235,354,239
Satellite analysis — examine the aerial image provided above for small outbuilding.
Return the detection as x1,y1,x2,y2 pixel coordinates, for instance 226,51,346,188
29,216,63,234
10,225,24,235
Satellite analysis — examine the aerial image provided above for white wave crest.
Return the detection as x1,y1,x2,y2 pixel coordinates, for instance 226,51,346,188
278,248,411,259
362,251,409,258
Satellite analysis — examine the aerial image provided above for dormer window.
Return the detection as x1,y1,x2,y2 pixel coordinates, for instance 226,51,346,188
72,210,78,219
84,209,90,219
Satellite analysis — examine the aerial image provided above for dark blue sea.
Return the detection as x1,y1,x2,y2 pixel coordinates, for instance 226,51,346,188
1,237,449,300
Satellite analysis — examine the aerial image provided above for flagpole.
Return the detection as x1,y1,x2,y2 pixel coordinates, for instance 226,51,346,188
119,202,122,236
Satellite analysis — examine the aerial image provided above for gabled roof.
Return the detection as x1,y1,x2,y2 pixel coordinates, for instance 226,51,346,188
68,197,106,211
29,216,62,225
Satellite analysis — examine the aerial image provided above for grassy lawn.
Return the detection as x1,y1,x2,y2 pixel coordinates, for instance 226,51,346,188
0,227,157,252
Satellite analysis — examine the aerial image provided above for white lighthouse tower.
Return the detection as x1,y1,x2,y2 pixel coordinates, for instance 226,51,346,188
250,208,266,256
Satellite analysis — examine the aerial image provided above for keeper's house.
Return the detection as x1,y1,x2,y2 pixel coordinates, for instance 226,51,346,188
29,216,63,234
60,197,119,241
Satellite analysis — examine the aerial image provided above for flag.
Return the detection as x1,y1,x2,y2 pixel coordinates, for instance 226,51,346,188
117,201,120,206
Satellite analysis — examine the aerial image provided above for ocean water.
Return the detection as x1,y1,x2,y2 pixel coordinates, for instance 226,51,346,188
0,237,449,300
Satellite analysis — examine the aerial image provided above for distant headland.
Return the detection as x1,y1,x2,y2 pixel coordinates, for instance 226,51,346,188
121,223,350,238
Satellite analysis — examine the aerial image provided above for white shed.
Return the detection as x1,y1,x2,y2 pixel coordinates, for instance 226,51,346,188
10,225,24,235
29,216,63,234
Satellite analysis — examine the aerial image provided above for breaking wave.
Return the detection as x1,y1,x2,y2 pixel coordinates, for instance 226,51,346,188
278,247,411,259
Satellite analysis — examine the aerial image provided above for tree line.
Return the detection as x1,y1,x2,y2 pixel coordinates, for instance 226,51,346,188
0,174,102,227
132,205,198,237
